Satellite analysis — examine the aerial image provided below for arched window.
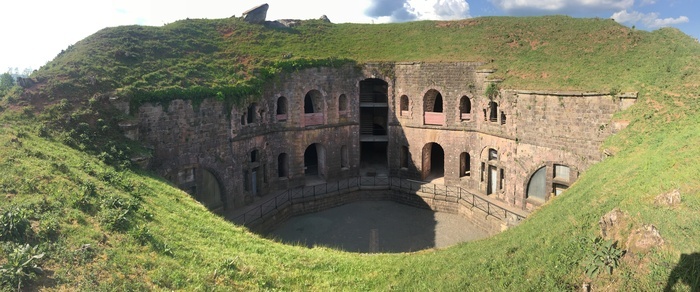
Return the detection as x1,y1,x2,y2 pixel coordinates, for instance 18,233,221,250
526,167,547,202
501,111,506,125
459,96,471,121
304,90,324,126
277,153,288,178
400,95,409,116
489,101,498,122
276,96,288,121
338,94,348,112
246,103,258,124
304,90,323,114
423,89,445,125
400,146,409,168
460,152,471,177
250,149,259,163
424,89,443,113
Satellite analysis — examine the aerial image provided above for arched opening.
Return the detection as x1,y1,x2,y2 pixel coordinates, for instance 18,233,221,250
526,166,547,202
423,89,443,113
423,89,445,125
400,146,409,169
484,148,499,195
422,143,444,181
359,78,388,103
194,168,224,212
246,103,258,124
459,96,471,121
277,153,288,178
250,149,259,163
400,95,409,116
489,101,498,122
304,143,326,184
304,90,324,126
460,152,471,178
340,145,349,169
276,96,288,121
338,94,348,112
359,79,389,177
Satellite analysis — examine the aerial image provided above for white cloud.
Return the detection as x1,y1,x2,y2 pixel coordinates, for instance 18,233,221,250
640,0,656,5
611,10,689,28
491,0,634,13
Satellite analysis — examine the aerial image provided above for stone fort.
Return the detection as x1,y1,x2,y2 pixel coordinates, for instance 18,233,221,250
124,62,636,222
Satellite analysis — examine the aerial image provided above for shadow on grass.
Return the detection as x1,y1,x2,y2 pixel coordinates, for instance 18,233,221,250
664,252,700,292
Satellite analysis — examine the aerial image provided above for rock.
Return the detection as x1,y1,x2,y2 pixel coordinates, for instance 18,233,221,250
626,224,664,253
275,19,302,28
15,77,34,88
655,189,681,207
242,3,269,24
599,208,626,238
319,15,331,23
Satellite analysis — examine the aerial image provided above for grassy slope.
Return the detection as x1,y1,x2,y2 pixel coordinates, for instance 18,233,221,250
1,16,699,290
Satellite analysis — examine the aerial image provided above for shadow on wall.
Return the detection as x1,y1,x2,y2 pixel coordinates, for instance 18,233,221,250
664,252,700,292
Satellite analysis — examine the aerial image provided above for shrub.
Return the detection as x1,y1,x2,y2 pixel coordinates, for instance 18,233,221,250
583,237,625,278
0,244,45,290
0,207,31,243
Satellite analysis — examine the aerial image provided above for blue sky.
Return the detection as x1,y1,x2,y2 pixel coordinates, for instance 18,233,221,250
0,0,697,73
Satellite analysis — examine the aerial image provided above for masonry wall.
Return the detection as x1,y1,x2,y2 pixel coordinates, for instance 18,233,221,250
131,62,631,214
388,63,628,210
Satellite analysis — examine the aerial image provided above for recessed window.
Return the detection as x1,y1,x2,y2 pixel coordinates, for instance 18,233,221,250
340,145,349,168
338,94,348,112
489,101,498,122
277,153,288,178
401,146,409,168
276,96,288,121
488,149,498,161
554,164,571,182
459,96,471,121
526,167,547,202
460,152,470,177
250,150,259,163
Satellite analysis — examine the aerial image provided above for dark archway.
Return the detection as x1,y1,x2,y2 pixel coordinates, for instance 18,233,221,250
304,90,323,114
423,89,445,125
459,96,471,121
276,96,288,121
277,153,288,178
460,152,471,178
423,89,443,113
304,143,326,184
193,168,224,212
422,143,444,180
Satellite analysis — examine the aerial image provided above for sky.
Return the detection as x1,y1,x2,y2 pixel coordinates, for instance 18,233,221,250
1,0,697,73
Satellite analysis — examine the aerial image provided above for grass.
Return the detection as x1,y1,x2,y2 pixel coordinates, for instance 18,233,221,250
0,15,699,290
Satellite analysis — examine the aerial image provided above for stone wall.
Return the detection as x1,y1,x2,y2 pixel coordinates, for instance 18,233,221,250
130,61,633,214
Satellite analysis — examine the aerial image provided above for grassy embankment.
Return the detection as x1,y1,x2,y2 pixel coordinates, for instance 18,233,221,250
1,16,699,290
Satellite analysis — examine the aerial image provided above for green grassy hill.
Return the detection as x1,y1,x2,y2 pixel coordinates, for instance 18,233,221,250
1,15,699,290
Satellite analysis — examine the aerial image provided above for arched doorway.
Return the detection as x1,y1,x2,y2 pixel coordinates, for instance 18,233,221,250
304,143,326,184
194,168,225,212
422,143,445,181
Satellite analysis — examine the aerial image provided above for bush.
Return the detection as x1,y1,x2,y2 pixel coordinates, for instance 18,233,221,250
0,207,31,243
0,244,45,290
583,237,625,278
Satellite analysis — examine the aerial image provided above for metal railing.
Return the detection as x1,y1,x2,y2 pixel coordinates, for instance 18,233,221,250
230,176,525,226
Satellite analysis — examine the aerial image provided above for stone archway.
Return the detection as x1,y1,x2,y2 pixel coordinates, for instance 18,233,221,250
422,142,445,181
304,143,326,184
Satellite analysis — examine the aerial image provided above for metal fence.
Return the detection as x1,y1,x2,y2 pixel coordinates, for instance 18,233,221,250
230,176,525,226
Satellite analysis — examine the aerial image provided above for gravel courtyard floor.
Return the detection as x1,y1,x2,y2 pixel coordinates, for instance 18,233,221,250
266,200,489,253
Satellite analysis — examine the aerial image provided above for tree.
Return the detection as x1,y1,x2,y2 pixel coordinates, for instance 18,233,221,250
0,72,14,91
